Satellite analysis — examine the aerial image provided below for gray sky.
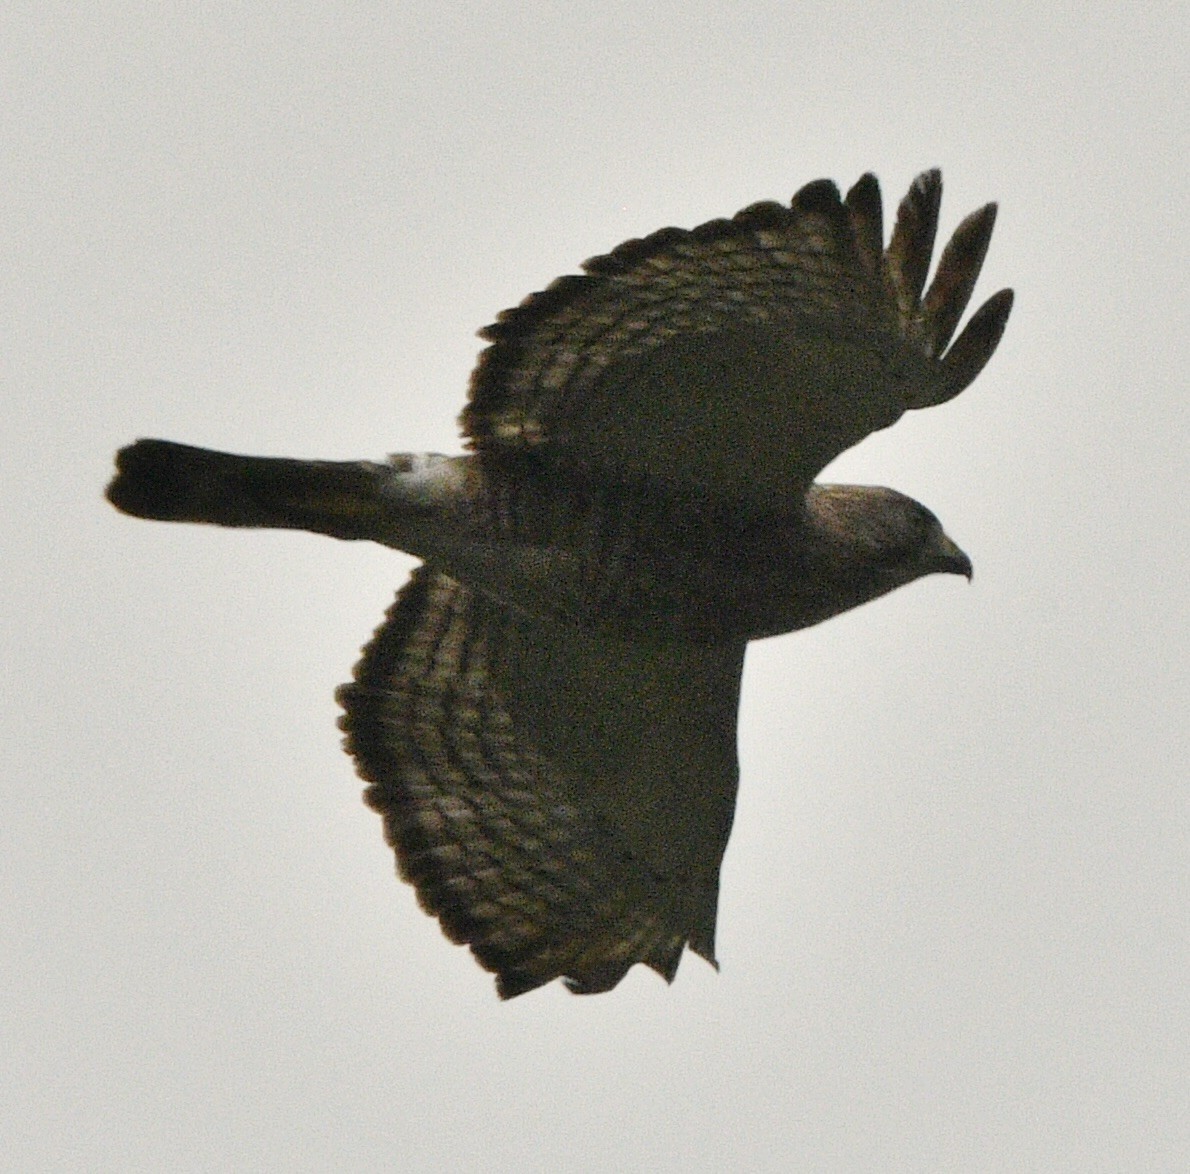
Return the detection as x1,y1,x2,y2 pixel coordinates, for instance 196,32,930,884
4,3,1186,1170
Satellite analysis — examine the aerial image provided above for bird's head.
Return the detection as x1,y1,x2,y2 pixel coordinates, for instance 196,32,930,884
787,483,972,629
810,482,971,577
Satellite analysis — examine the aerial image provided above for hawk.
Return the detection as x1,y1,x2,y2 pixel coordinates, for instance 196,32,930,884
107,169,1013,998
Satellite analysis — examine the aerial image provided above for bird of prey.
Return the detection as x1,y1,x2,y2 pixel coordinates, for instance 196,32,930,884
107,169,1012,998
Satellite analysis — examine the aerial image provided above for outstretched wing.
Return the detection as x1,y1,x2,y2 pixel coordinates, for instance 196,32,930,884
463,170,1012,507
337,568,746,998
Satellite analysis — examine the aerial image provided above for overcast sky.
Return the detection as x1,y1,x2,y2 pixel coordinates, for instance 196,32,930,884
4,4,1186,1170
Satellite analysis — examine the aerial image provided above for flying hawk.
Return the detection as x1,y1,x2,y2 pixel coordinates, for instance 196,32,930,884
107,169,1013,998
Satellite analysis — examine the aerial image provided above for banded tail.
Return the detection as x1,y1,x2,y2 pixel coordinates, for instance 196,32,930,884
107,439,421,543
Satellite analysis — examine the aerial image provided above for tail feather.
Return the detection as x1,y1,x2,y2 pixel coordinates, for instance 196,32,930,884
106,438,391,541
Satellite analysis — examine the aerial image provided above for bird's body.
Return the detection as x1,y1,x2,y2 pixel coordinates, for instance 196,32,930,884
114,442,965,643
107,169,1012,997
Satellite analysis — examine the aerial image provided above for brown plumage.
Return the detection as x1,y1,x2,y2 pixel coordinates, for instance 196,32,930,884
107,169,1012,997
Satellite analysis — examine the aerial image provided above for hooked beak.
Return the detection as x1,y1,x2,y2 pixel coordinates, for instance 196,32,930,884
936,532,973,581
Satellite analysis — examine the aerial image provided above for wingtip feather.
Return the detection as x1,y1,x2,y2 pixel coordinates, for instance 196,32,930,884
887,169,943,320
790,177,843,215
920,201,999,356
937,287,1015,400
845,172,884,278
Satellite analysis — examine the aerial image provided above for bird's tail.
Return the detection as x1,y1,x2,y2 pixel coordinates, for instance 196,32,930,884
106,439,399,542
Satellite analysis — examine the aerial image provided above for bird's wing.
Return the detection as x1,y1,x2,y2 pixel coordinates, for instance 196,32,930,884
337,567,746,998
463,170,1013,507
